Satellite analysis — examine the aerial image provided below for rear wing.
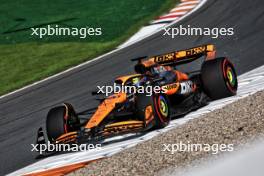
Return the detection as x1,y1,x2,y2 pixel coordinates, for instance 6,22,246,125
133,44,215,73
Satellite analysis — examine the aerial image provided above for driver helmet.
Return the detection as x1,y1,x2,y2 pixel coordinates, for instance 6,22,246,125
132,77,140,85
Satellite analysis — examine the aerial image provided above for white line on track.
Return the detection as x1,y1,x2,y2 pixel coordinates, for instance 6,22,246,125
121,0,206,46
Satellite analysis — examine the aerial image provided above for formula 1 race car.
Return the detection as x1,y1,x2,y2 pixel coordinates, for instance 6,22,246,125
37,44,237,148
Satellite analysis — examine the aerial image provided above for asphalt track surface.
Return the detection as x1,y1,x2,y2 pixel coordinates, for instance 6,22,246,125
0,0,264,175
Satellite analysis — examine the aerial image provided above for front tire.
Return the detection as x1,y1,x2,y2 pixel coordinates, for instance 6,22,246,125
136,93,170,129
201,57,237,100
153,94,170,128
46,103,80,141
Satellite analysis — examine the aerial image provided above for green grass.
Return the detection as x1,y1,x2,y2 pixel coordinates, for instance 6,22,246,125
0,0,177,95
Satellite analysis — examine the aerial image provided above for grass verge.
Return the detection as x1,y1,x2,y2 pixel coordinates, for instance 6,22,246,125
0,0,178,96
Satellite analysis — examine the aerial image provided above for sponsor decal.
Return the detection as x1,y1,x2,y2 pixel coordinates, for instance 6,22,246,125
162,82,180,94
154,52,176,63
180,81,194,94
185,46,206,56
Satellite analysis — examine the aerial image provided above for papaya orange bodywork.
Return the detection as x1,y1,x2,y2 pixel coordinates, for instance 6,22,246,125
138,44,216,70
103,120,144,135
85,93,127,129
145,105,154,125
162,82,180,95
56,132,77,143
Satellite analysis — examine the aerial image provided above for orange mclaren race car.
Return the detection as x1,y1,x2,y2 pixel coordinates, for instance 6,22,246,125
36,44,238,153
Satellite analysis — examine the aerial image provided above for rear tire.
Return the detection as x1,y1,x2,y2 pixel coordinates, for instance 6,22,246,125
46,103,80,141
201,57,237,100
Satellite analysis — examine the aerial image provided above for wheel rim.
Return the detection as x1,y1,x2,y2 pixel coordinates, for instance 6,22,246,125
226,66,236,87
222,59,237,93
158,95,169,117
225,64,237,92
